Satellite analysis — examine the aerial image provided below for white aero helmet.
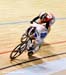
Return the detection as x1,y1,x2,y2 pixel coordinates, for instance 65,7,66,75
39,12,48,19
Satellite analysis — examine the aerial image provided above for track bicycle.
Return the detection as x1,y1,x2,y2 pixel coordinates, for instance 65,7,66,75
10,33,32,60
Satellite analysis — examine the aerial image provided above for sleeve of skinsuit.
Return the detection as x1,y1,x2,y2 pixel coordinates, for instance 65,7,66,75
30,16,39,24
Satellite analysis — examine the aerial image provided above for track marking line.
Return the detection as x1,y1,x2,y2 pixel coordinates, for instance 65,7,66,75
0,40,66,55
0,51,66,70
5,58,66,75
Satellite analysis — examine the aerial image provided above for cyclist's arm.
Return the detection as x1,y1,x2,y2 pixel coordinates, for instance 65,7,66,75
30,16,39,24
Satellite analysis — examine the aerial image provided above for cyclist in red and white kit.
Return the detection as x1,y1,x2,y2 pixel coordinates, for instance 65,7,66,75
30,11,55,33
27,12,55,57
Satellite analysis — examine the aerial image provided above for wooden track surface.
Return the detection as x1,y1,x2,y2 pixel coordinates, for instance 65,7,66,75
0,0,66,75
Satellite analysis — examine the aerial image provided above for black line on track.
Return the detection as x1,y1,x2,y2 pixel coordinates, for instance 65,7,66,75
0,52,66,70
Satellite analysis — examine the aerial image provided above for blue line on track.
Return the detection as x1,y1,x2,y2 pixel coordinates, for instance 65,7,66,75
0,18,66,25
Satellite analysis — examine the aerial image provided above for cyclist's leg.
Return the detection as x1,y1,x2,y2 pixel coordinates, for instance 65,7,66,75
27,40,37,57
28,44,40,57
28,36,42,57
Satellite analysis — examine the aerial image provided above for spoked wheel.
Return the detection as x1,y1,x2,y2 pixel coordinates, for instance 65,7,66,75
10,42,26,60
21,33,27,42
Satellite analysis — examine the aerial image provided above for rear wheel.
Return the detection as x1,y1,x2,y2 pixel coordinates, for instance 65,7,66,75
10,42,26,60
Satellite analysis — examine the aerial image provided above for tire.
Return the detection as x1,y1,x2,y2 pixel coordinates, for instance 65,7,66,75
21,33,27,42
10,42,26,60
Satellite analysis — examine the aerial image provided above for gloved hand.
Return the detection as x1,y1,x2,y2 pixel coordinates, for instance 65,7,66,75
30,21,33,24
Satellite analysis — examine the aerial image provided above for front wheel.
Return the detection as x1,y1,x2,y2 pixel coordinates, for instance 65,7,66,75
10,42,26,60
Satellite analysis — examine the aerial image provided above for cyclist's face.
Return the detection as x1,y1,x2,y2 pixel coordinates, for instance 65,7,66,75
41,18,46,22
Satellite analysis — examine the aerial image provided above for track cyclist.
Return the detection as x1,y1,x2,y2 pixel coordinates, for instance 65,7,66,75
27,11,55,57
